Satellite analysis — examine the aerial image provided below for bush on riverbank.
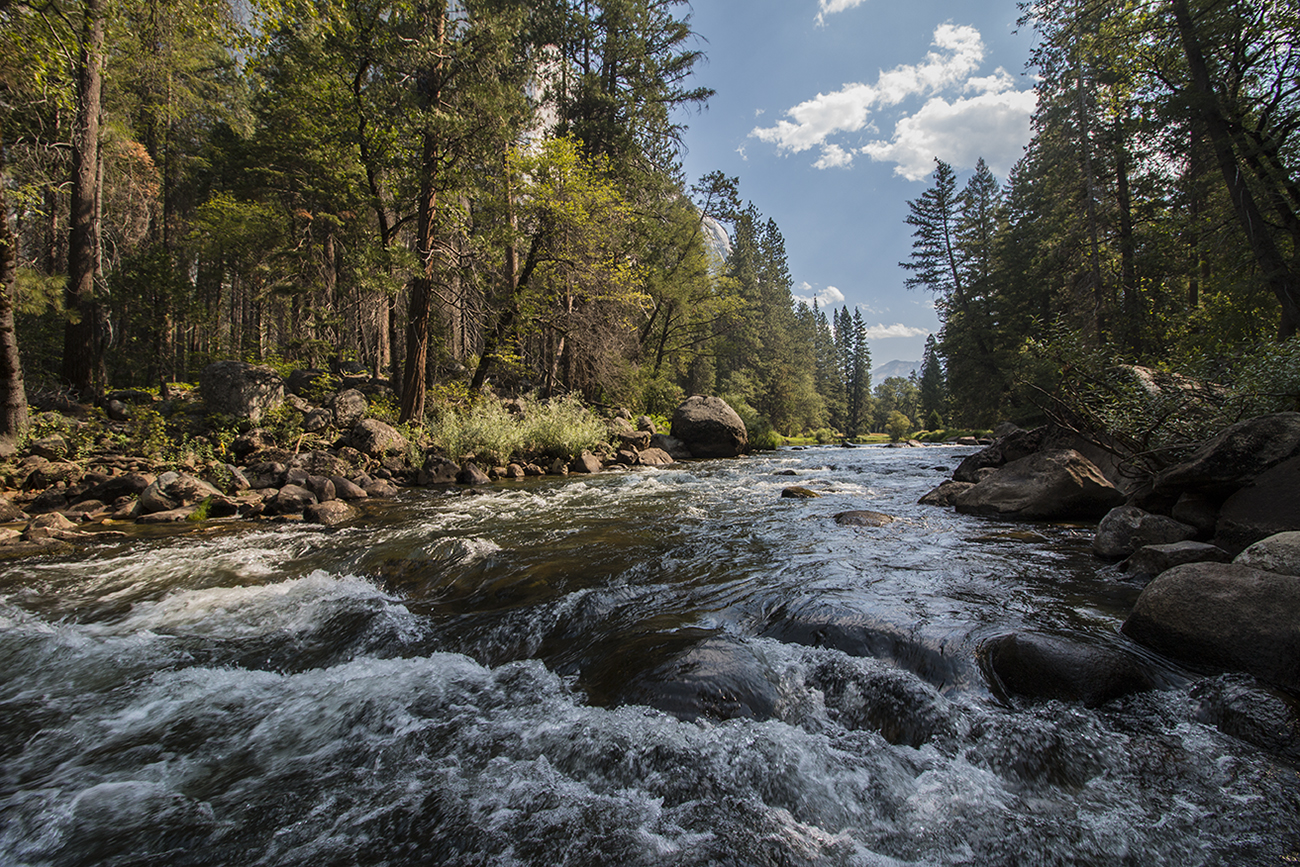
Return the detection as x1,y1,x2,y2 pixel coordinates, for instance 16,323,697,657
427,394,607,463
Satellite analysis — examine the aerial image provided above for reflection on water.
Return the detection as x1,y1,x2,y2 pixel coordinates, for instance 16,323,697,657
1,445,1297,865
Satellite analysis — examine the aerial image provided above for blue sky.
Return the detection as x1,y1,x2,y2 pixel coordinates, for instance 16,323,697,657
675,0,1039,364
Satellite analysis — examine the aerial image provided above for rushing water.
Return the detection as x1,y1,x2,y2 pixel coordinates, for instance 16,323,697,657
1,445,1297,866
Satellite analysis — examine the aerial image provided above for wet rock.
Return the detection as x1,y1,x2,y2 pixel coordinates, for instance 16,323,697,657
304,500,355,527
329,475,368,500
1093,505,1197,560
419,456,459,485
63,499,108,520
834,510,895,527
200,360,285,422
349,419,407,457
808,656,951,747
457,463,491,486
781,486,821,499
570,451,602,474
1122,562,1300,690
981,632,1154,707
1123,540,1231,581
670,395,748,458
918,479,974,507
638,447,674,467
136,506,194,524
23,512,79,541
1192,674,1300,761
1232,530,1300,576
953,449,1124,521
269,484,318,515
620,637,781,722
1213,456,1300,554
1154,412,1300,497
547,458,569,476
615,448,640,466
329,388,368,428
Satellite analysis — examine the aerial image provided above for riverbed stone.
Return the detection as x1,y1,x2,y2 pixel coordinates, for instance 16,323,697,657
1233,531,1300,576
670,395,748,458
1192,674,1300,761
620,636,781,722
570,451,602,474
136,472,223,515
349,419,406,457
649,433,692,461
1093,505,1197,560
304,500,355,527
1121,562,1300,690
135,506,195,524
363,477,400,498
305,475,336,503
952,426,1046,483
1154,412,1300,497
0,498,24,522
419,456,459,486
329,475,368,499
781,486,821,499
834,510,895,527
918,480,974,507
23,460,83,491
200,360,285,422
639,447,674,467
953,449,1124,521
1213,456,1300,554
1122,540,1231,581
981,632,1154,707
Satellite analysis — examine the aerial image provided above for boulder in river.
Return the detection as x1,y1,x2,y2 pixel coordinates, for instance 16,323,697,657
980,631,1155,707
570,451,602,474
781,486,820,499
1121,561,1300,691
953,449,1124,521
1232,530,1300,577
1092,505,1196,560
304,500,355,527
1154,412,1300,497
918,479,973,507
199,361,285,422
1213,455,1300,554
834,510,895,527
952,426,1046,482
1192,674,1300,762
619,636,781,722
670,396,748,458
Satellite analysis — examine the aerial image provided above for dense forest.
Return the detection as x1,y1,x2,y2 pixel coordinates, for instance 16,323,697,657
0,0,1297,448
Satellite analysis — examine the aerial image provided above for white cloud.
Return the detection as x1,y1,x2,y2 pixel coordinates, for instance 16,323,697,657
751,24,985,157
815,0,869,26
860,88,1037,180
814,144,854,169
865,323,931,339
793,284,847,308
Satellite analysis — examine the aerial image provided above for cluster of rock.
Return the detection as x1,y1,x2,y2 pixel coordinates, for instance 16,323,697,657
933,414,1300,756
1,364,756,555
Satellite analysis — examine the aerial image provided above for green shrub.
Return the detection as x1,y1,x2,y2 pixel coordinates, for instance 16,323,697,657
519,395,607,459
428,398,521,464
886,410,913,443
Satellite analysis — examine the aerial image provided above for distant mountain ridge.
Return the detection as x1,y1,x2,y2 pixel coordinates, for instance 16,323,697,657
872,359,920,382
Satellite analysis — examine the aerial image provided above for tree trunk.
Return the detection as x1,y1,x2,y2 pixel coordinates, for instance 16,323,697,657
0,125,30,443
62,0,107,395
1171,0,1300,338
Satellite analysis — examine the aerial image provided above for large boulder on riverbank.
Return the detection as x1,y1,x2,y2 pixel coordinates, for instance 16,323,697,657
1093,505,1196,560
1153,412,1300,497
953,426,1047,482
349,419,407,457
1233,531,1300,576
670,396,747,458
200,361,285,422
1213,455,1300,554
135,472,223,516
1121,562,1300,691
953,449,1124,521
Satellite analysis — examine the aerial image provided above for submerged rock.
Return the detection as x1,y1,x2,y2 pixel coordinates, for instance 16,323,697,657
1193,674,1300,761
1122,562,1300,691
953,449,1124,521
833,510,894,527
619,636,781,722
918,480,973,507
781,486,821,499
981,631,1154,708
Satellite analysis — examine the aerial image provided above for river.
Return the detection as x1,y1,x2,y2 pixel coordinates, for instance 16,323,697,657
1,445,1297,865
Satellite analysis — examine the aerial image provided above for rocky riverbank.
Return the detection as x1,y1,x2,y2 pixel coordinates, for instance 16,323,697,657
0,363,755,558
920,414,1300,761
